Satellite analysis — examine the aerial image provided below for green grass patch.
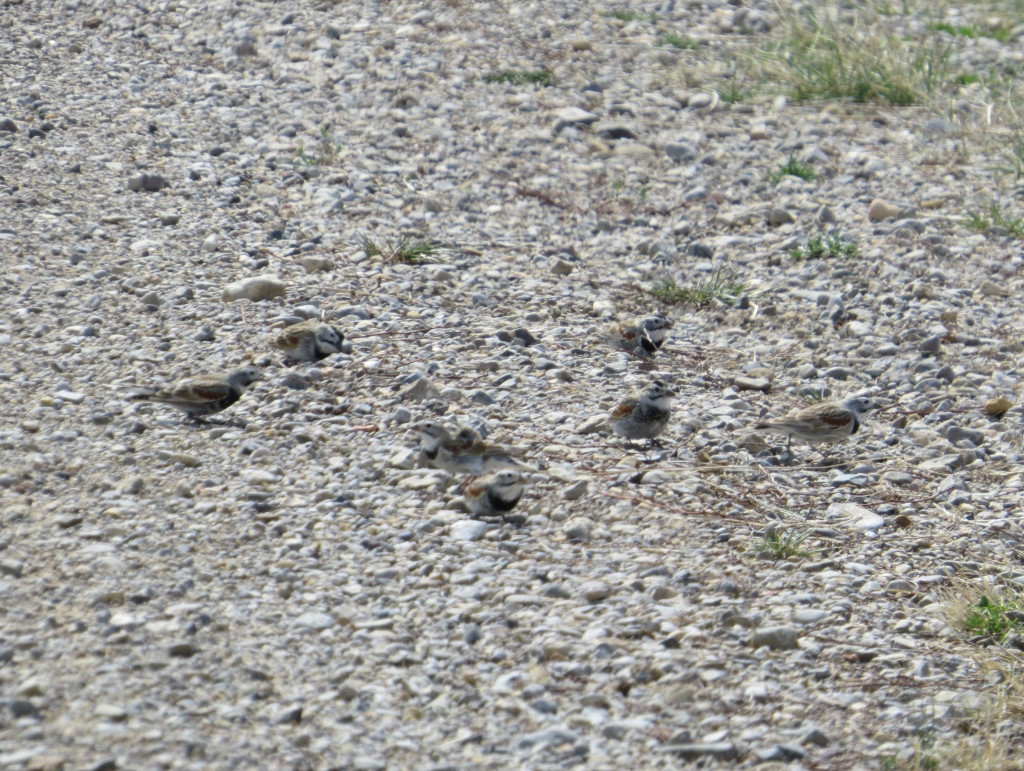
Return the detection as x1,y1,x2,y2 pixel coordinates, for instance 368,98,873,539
482,69,553,87
656,33,698,49
767,156,816,183
717,82,753,103
748,527,813,560
604,8,657,22
740,6,958,105
986,26,1012,43
650,267,758,308
788,233,860,259
964,202,1024,238
928,21,978,38
964,595,1024,641
362,234,442,265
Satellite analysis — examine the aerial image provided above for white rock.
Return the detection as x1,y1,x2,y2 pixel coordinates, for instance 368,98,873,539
449,520,493,541
222,275,287,302
827,502,885,532
293,612,335,631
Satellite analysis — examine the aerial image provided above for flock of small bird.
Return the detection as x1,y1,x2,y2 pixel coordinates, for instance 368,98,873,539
127,313,880,521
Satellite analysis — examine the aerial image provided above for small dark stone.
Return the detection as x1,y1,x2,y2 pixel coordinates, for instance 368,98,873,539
28,128,46,139
5,699,38,717
209,147,226,157
0,118,17,132
275,705,303,724
127,173,170,193
168,641,198,658
687,242,714,259
532,698,558,714
513,328,538,346
596,124,638,140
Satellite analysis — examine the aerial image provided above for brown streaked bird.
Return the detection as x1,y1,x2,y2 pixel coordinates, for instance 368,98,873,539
270,319,344,362
128,366,260,421
754,396,879,451
413,421,531,476
609,379,674,445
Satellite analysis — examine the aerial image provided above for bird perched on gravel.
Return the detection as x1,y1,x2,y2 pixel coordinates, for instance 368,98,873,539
609,379,674,445
754,396,879,452
270,319,345,362
607,314,673,357
464,469,526,521
128,366,260,421
414,421,530,475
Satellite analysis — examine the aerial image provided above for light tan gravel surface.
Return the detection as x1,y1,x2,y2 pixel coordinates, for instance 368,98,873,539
3,0,1024,769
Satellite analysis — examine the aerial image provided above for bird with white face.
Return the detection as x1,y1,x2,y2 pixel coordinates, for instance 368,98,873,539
464,469,526,521
609,379,674,446
271,319,345,362
607,314,673,358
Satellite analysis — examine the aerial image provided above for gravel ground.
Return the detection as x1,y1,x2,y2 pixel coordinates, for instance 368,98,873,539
3,0,1024,769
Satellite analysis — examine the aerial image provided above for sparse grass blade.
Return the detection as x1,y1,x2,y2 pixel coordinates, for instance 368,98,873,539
734,5,959,106
656,33,698,49
294,124,343,168
964,202,1024,238
767,156,816,183
747,527,814,560
650,267,762,308
482,69,553,87
604,8,657,22
362,234,442,265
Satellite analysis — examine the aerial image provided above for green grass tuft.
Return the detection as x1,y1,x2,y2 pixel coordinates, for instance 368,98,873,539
964,203,1024,238
739,6,958,106
604,8,657,22
964,595,1024,641
656,33,698,49
928,21,977,38
482,69,553,87
362,235,442,265
650,267,758,308
767,156,816,183
788,233,860,259
748,527,813,560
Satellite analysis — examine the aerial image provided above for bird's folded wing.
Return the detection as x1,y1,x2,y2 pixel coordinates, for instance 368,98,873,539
809,406,853,428
169,378,231,403
609,398,639,420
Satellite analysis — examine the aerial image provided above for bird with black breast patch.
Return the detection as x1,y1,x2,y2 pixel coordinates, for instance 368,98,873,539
271,319,345,363
464,469,526,521
754,396,879,454
609,379,674,446
128,366,260,422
